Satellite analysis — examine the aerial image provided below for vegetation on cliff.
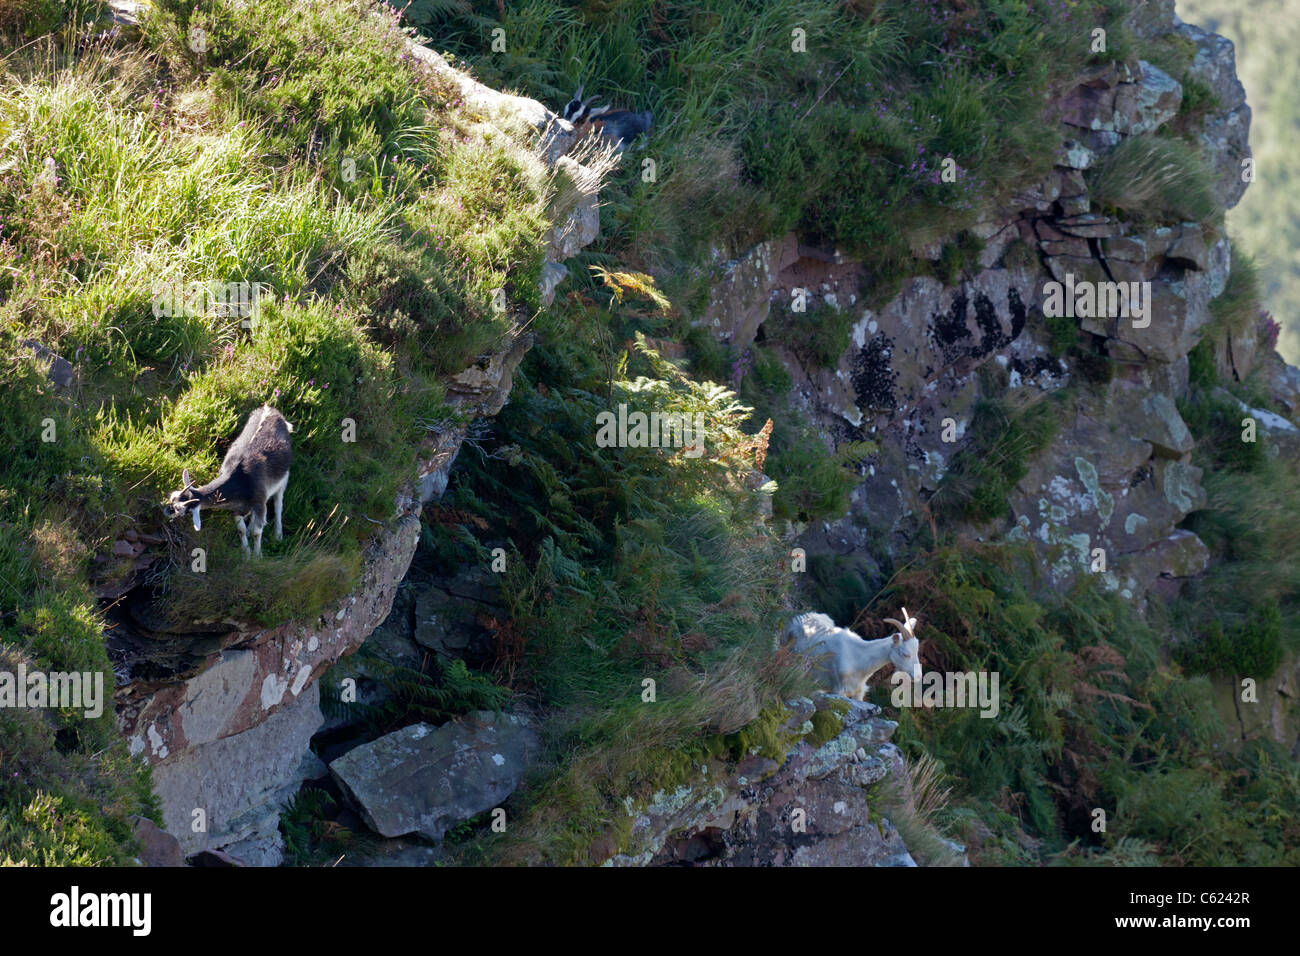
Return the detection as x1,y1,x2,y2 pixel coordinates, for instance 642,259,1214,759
2,0,1296,868
0,0,553,862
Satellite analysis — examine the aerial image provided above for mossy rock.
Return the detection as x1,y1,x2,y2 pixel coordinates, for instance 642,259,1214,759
804,707,845,748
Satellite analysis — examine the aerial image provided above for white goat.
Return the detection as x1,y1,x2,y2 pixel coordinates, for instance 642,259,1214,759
786,608,923,700
162,405,293,558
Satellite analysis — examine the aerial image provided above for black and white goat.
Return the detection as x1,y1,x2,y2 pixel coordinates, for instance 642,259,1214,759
561,85,652,148
163,405,292,558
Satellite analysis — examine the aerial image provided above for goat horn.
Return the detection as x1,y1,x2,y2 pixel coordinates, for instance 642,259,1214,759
574,84,584,99
883,617,904,631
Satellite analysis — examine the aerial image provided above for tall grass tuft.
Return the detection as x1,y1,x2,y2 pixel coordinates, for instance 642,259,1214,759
1088,134,1219,224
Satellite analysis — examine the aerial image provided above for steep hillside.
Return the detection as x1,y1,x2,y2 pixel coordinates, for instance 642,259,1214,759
1,0,1297,867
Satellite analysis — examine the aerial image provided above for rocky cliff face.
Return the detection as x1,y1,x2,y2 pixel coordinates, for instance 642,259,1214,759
105,0,1296,867
653,4,1300,859
604,696,934,867
706,6,1286,612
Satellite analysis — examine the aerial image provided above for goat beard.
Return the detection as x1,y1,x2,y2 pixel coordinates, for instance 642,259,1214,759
192,507,202,531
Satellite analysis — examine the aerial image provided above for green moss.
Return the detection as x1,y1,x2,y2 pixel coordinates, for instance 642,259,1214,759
823,695,851,717
804,708,844,748
720,704,796,763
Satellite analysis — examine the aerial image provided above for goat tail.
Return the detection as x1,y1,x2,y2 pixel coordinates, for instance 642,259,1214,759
285,420,294,433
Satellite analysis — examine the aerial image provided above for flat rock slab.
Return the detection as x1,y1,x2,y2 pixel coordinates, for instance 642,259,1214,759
329,712,538,842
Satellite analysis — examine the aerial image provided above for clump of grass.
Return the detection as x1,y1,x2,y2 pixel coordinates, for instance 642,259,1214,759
1087,134,1218,224
152,535,362,629
873,753,965,867
1207,243,1261,339
932,394,1062,523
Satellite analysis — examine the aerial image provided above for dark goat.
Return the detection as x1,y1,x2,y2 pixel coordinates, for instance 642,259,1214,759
162,405,293,558
561,86,652,147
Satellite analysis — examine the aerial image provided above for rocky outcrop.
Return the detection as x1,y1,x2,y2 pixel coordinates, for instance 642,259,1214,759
1177,19,1252,211
703,9,1274,611
603,695,934,867
329,711,539,842
146,683,327,865
1215,653,1300,757
412,565,502,664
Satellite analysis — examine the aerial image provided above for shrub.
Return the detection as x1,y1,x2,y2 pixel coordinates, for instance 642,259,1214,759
1176,603,1284,679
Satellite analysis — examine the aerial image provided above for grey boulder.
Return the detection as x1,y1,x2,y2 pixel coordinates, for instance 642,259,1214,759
329,712,538,842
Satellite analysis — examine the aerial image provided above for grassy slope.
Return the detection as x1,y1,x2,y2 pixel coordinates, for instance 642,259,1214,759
0,0,554,862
